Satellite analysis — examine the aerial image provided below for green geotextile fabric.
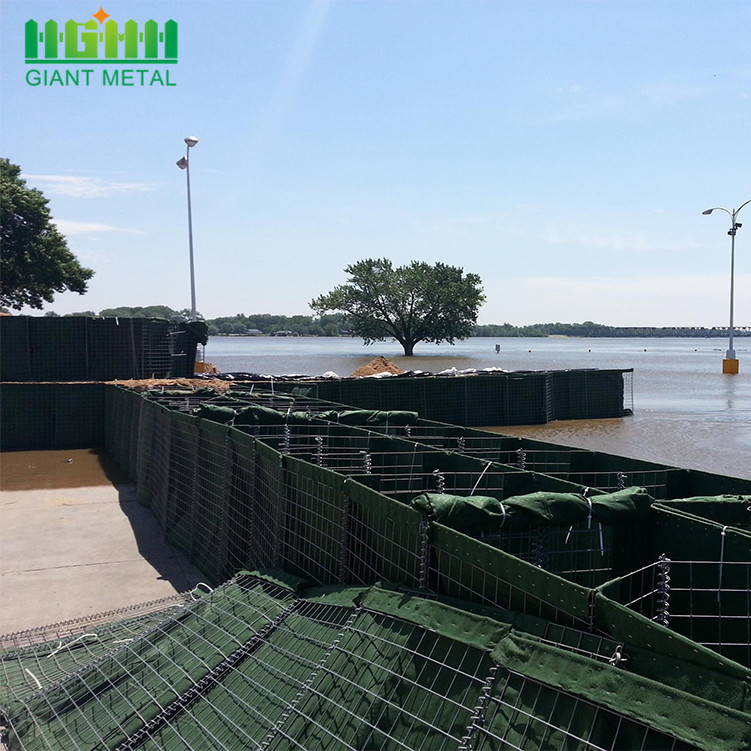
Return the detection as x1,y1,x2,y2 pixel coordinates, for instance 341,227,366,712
0,604,187,705
654,495,751,529
318,409,419,426
191,403,315,425
5,574,750,751
591,590,751,711
429,522,593,623
3,576,297,750
648,504,751,563
410,488,653,533
490,632,751,751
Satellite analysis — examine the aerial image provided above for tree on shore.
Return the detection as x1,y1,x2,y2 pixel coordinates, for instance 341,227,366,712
311,258,485,356
0,158,94,310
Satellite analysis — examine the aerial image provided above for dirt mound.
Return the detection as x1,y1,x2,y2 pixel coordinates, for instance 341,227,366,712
109,378,231,393
350,357,404,378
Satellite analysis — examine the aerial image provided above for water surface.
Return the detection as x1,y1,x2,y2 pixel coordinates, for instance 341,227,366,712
203,336,751,480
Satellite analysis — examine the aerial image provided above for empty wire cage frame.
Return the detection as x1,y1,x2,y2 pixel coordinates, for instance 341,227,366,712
599,556,751,668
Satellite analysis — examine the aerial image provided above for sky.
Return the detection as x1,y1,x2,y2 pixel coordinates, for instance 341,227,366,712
2,0,750,326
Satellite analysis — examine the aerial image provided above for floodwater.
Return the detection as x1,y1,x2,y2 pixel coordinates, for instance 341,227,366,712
204,336,751,480
0,449,127,491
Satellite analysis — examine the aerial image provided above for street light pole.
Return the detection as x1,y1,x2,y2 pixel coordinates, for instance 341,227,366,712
177,136,199,321
702,199,750,374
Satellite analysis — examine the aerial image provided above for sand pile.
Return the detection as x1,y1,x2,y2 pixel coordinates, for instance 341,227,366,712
109,378,231,393
350,357,404,378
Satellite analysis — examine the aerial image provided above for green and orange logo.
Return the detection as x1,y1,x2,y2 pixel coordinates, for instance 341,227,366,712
25,6,177,64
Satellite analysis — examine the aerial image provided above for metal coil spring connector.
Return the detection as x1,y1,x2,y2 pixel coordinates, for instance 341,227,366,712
532,528,550,570
653,553,671,626
617,472,628,490
360,450,372,474
315,435,324,466
458,664,498,751
432,469,445,494
281,425,291,454
457,437,466,453
516,448,526,470
418,517,432,590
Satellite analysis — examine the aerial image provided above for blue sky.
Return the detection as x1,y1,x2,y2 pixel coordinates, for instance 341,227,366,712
2,0,750,326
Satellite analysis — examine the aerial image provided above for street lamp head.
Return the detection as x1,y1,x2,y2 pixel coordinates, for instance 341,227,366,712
176,156,188,170
702,209,714,215
184,136,198,148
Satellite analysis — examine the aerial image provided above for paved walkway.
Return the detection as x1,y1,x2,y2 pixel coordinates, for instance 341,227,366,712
0,449,205,635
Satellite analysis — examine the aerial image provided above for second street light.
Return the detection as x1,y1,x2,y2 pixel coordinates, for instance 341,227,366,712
702,199,750,374
177,136,199,322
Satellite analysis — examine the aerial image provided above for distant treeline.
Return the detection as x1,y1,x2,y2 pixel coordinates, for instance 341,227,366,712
43,307,750,338
473,322,751,338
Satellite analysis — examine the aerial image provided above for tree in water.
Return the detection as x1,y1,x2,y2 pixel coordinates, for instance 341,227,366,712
0,158,93,310
311,258,485,356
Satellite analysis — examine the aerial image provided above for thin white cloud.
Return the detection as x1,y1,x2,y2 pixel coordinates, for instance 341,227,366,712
54,220,146,236
24,174,155,198
248,0,331,161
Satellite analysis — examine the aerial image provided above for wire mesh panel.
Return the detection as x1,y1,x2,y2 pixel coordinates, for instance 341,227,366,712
249,441,287,572
225,430,258,574
654,498,751,531
346,480,425,588
478,520,616,589
193,419,233,582
475,668,694,751
164,412,199,555
0,594,191,704
429,524,593,629
140,404,174,530
281,457,351,584
6,575,738,751
600,558,751,668
2,575,297,750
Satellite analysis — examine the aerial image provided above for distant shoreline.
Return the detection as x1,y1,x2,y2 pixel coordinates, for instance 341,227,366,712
211,331,751,339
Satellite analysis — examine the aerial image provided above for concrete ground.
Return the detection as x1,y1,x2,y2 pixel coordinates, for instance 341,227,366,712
0,449,206,635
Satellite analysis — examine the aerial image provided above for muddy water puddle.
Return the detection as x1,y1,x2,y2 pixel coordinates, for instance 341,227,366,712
0,449,127,491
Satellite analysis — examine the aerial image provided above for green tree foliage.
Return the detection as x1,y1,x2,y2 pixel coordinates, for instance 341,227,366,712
97,305,202,322
0,158,93,310
311,258,485,356
206,312,347,336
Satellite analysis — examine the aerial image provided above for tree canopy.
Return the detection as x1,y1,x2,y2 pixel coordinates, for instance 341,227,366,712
0,158,93,310
311,258,485,356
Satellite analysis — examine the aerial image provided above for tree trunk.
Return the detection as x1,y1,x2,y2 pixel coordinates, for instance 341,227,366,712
402,342,415,356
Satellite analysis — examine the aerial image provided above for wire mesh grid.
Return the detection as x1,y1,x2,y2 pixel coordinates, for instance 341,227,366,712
475,667,692,751
547,469,672,500
345,489,424,589
0,595,191,705
537,622,625,666
478,521,616,588
606,557,751,668
428,543,591,631
2,574,700,751
2,576,297,750
281,466,350,584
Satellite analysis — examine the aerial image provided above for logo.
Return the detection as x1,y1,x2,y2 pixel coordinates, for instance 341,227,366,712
25,6,177,87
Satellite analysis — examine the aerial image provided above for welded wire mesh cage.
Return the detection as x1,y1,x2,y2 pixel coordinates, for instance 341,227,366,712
4,384,750,750
0,316,205,381
2,573,730,751
477,517,617,588
599,556,751,668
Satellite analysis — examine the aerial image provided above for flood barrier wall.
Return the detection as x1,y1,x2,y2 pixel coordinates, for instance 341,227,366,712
272,367,633,425
0,316,207,381
102,386,751,676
